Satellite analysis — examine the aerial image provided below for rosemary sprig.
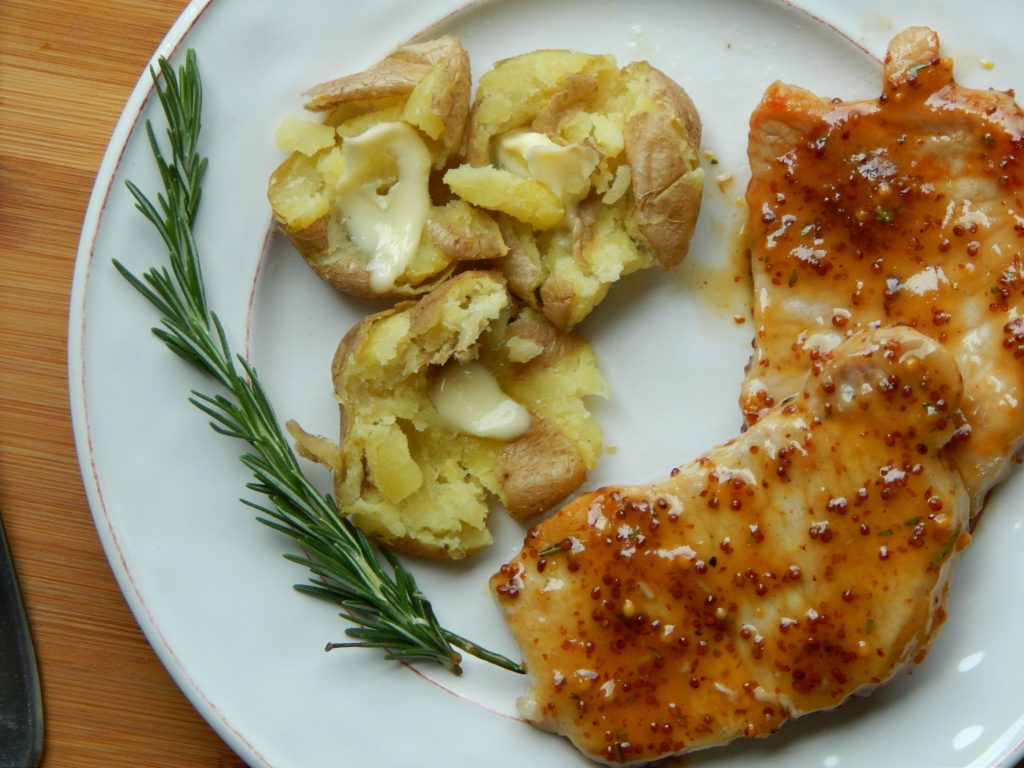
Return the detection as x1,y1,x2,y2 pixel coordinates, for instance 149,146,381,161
114,50,522,675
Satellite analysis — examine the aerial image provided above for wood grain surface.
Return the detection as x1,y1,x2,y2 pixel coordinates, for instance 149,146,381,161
0,1,247,765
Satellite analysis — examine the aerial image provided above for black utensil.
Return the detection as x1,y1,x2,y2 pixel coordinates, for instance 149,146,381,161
0,512,43,767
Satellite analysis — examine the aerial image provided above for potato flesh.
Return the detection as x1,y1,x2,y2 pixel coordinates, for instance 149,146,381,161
452,50,702,328
267,36,504,298
337,282,505,555
267,151,330,231
465,51,619,162
483,307,606,468
444,165,565,230
332,272,606,558
274,115,336,156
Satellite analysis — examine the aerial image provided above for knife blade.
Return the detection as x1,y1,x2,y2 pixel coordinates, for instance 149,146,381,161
0,512,43,768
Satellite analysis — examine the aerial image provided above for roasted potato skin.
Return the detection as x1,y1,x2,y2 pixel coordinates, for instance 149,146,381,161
497,420,587,522
303,36,471,162
622,61,703,270
450,50,704,329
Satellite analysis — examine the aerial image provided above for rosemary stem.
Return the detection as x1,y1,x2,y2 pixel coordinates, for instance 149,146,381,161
443,630,525,674
118,49,524,676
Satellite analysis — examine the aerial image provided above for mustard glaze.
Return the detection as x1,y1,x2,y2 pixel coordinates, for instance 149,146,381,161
493,327,970,764
740,27,1024,511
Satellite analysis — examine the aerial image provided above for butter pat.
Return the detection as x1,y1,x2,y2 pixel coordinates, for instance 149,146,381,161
495,130,599,208
335,122,432,293
430,361,531,440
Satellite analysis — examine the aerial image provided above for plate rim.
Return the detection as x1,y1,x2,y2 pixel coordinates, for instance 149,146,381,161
65,1,1024,766
65,0,274,764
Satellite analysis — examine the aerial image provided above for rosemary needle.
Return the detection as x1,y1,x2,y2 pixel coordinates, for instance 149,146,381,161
114,50,523,675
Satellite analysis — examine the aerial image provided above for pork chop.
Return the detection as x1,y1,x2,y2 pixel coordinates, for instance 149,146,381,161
491,326,970,764
741,26,1024,514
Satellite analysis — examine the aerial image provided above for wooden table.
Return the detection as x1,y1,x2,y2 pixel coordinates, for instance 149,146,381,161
0,1,247,765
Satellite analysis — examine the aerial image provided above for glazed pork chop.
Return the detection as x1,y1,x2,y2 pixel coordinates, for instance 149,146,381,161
741,27,1024,513
492,327,969,764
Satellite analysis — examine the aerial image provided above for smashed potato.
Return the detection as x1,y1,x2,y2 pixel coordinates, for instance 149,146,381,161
445,50,704,329
268,37,507,298
294,271,607,559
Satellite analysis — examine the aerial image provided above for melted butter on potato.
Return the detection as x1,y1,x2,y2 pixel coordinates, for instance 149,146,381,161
430,360,531,440
317,271,607,558
268,37,508,299
494,130,599,214
334,122,432,293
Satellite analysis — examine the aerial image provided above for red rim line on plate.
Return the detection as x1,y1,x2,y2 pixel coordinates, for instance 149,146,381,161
70,1,272,765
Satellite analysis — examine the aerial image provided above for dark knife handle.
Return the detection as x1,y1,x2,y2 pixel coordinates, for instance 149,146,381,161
0,514,43,768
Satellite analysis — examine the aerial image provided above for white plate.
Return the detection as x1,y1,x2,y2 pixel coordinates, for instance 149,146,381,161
69,1,1024,766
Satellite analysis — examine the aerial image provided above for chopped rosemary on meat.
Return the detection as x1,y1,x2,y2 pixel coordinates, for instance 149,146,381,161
929,526,963,568
539,539,571,556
